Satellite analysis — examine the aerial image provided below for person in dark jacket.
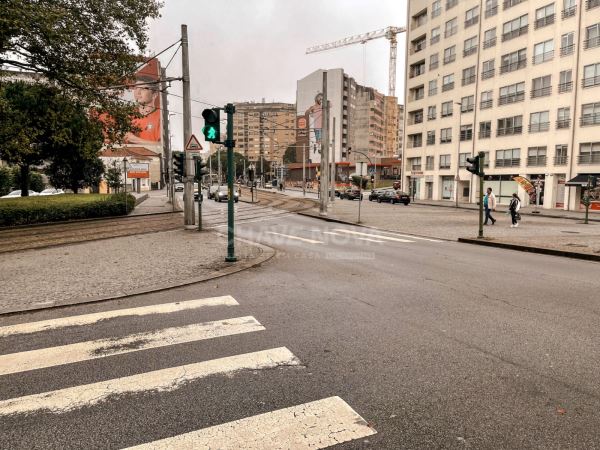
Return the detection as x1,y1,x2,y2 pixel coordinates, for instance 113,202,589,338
509,193,521,228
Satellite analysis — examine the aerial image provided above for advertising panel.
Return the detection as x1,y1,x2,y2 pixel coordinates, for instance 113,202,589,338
127,162,150,178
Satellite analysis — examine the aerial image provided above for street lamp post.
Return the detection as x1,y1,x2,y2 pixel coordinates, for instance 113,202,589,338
123,157,128,215
455,102,463,208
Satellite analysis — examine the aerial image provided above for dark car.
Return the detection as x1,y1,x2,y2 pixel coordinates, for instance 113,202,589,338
340,188,363,201
368,188,393,202
377,190,410,205
214,186,239,203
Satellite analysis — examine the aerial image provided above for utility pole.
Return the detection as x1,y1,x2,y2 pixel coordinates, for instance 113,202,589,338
330,118,336,202
181,24,194,227
302,143,306,197
160,68,170,192
225,103,237,262
218,146,222,185
319,71,329,216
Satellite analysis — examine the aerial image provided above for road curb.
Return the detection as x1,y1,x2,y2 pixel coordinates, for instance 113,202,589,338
0,238,275,317
458,237,600,262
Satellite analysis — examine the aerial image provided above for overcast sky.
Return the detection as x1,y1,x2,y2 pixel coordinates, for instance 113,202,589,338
148,0,407,150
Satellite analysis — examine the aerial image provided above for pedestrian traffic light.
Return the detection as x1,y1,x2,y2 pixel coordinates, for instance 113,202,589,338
466,154,481,176
194,157,208,182
202,108,220,143
173,151,185,178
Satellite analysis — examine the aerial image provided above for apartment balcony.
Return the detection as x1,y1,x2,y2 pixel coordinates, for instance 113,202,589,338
444,27,458,38
587,0,600,10
534,14,555,29
483,37,497,49
554,155,568,165
485,6,498,18
410,41,427,55
578,154,600,164
465,16,479,28
482,68,495,80
426,136,435,145
502,25,528,42
528,122,550,133
584,36,600,50
559,81,573,93
443,54,456,65
582,76,600,88
429,61,439,70
562,5,577,17
408,117,424,125
430,35,440,45
462,75,476,86
463,46,478,57
557,119,571,129
531,86,552,99
498,92,525,105
497,126,522,136
495,158,521,167
580,114,600,126
533,50,554,65
429,87,438,96
527,156,547,166
479,130,491,139
500,59,526,74
442,82,455,92
446,0,458,9
480,99,493,109
425,163,434,170
560,44,575,56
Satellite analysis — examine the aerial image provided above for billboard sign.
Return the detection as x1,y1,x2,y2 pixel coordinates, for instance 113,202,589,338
127,162,150,178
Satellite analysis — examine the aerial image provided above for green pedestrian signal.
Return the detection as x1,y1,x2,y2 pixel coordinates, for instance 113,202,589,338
202,108,221,143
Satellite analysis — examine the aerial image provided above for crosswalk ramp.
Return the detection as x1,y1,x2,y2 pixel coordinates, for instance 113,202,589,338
0,295,375,448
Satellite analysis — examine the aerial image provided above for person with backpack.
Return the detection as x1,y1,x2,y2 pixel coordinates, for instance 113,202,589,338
509,193,521,228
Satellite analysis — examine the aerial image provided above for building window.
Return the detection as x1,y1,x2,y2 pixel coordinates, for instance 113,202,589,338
533,39,554,65
427,131,436,145
483,28,497,49
555,144,568,165
412,9,428,29
480,91,493,109
428,79,438,96
587,0,600,10
557,107,571,128
500,48,527,73
527,147,547,166
559,69,573,92
583,63,600,88
562,0,577,17
409,109,424,125
535,3,555,29
504,0,526,9
461,95,475,113
463,36,478,57
439,154,451,169
411,35,427,54
531,75,552,98
441,101,453,117
442,74,454,92
409,157,422,171
428,105,437,120
585,24,600,49
445,17,458,38
497,116,523,136
485,0,498,17
432,0,442,17
410,60,426,78
460,124,473,141
408,133,423,148
429,53,439,70
579,142,600,164
431,26,441,45
465,6,479,27
479,121,492,139
462,66,476,85
410,85,425,101
499,82,525,105
446,0,458,10
482,59,495,80
495,148,521,167
444,45,456,64
426,155,435,170
440,128,452,143
561,32,575,56
502,14,528,42
581,102,600,126
459,153,470,167
529,111,550,132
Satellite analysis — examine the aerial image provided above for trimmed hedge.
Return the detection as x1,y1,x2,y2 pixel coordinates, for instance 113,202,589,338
0,193,136,227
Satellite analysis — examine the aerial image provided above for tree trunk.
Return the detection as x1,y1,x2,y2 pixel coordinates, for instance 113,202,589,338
20,164,29,196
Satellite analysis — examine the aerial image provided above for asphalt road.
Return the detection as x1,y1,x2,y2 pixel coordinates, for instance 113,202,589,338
1,199,599,449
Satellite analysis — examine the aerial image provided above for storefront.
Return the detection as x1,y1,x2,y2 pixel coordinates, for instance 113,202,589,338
482,175,519,205
566,173,600,211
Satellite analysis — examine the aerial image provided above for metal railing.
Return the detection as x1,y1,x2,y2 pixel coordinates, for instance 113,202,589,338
527,156,547,166
444,27,458,38
441,110,453,117
495,158,520,167
465,16,479,28
439,163,451,169
430,35,440,45
554,155,568,165
463,46,478,57
432,8,442,18
462,75,476,86
580,114,600,126
497,126,523,136
442,82,455,92
500,59,526,74
498,92,525,105
528,122,550,132
485,6,498,17
561,44,575,56
461,105,474,113
502,25,528,42
582,76,600,88
559,81,573,93
479,130,492,139
482,68,495,80
443,54,456,64
531,86,552,98
426,136,435,145
534,14,555,29
533,50,554,65
578,154,600,163
556,119,571,129
446,0,458,9
429,61,439,70
480,99,493,109
429,87,438,96
587,0,600,10
584,36,600,50
483,37,497,49
562,5,576,17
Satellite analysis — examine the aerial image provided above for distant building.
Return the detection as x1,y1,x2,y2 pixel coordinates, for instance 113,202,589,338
99,146,161,192
397,104,405,158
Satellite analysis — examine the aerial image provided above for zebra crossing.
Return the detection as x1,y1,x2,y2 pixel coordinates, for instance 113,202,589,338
0,295,376,448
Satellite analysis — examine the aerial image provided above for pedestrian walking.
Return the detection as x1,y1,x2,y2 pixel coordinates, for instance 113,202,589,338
484,187,496,225
509,193,521,228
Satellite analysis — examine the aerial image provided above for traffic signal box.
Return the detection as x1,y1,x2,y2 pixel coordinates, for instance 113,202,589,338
202,108,221,143
194,157,208,182
173,151,185,177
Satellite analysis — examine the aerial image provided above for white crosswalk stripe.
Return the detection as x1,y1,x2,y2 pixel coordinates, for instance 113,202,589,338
0,295,376,448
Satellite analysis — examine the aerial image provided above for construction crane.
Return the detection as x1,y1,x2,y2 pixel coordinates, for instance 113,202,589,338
306,26,406,98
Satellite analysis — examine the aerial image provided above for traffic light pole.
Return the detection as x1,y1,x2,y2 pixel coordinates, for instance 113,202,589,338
225,103,237,262
181,24,195,227
478,151,484,239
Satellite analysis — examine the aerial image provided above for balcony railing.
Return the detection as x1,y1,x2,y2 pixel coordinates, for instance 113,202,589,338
440,137,452,144
502,25,528,42
480,99,493,109
562,5,576,17
584,36,600,50
534,15,555,29
443,54,456,64
500,59,526,74
479,130,491,139
429,61,439,70
561,44,575,56
446,0,458,9
580,114,600,126
498,92,525,105
485,6,498,17
426,137,435,145
426,162,434,170
481,68,495,80
408,117,424,125
528,122,550,132
485,39,498,51
427,114,436,121
556,119,571,129
462,75,476,86
587,0,600,10
463,46,478,57
407,141,423,149
439,163,451,169
531,86,552,98
432,8,442,18
429,87,438,96
430,35,440,45
442,82,455,92
411,41,427,54
461,105,474,113
533,50,554,65
527,156,547,166
495,158,521,167
559,81,573,93
465,16,479,28
578,154,600,164
410,165,422,171
503,0,525,8
554,155,568,165
444,27,458,38
497,126,522,136
441,110,453,117
582,76,600,88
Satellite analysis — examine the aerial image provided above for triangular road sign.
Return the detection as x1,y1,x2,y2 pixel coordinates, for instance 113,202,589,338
185,134,203,151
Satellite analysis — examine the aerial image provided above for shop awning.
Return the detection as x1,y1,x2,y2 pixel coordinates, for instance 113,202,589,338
565,174,598,186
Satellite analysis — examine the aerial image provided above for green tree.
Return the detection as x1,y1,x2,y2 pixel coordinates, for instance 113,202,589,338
283,145,297,164
0,167,13,196
104,162,123,193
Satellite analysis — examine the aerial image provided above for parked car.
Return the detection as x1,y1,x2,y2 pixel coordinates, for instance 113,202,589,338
340,188,363,201
214,186,239,203
39,188,65,196
207,184,220,199
377,190,410,205
0,190,39,199
174,183,184,192
368,188,393,202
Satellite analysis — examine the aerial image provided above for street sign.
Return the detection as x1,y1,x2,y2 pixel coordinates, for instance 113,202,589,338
185,134,203,151
127,162,150,178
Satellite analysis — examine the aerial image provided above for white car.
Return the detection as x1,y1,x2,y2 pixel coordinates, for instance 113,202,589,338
39,188,65,196
0,190,39,198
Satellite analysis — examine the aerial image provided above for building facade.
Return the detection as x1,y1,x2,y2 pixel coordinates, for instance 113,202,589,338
404,0,600,210
232,102,296,164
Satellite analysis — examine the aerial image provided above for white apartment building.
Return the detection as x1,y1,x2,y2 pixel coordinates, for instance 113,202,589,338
404,0,600,211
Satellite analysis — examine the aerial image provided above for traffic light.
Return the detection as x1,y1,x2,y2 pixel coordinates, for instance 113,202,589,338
173,151,185,178
202,108,220,143
194,157,208,182
466,154,481,176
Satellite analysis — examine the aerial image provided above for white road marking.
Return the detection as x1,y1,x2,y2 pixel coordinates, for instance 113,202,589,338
265,231,324,244
0,316,264,376
333,229,413,243
357,238,385,243
323,231,342,236
125,396,376,449
0,347,299,416
210,213,296,228
0,296,239,338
